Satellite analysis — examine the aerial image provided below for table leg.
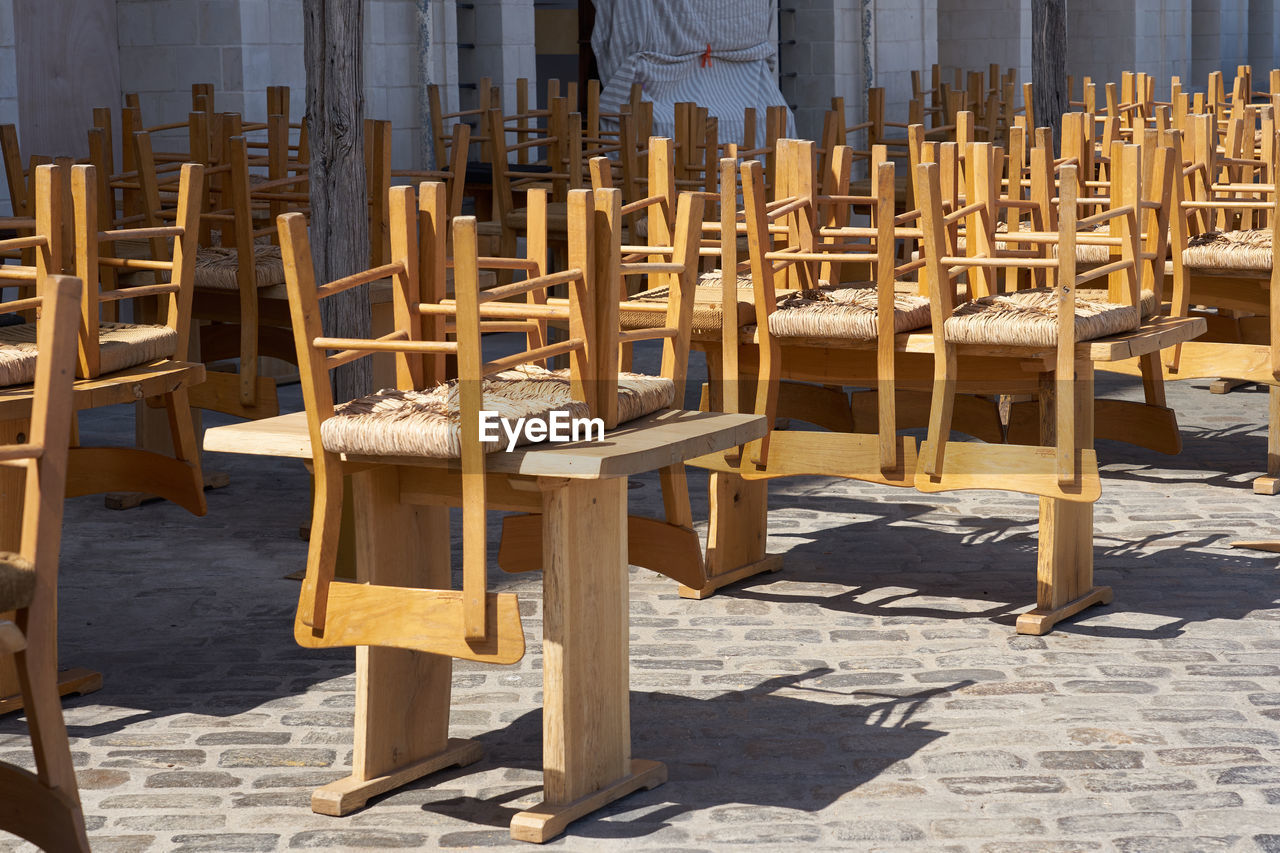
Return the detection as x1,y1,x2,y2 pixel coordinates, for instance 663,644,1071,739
310,467,480,816
0,418,101,714
1017,361,1113,635
679,471,782,600
1254,385,1280,495
510,477,664,843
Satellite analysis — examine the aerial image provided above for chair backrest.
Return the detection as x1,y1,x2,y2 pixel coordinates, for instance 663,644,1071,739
485,100,579,221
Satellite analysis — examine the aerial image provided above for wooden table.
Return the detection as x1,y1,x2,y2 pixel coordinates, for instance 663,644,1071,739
204,407,767,843
687,314,1208,634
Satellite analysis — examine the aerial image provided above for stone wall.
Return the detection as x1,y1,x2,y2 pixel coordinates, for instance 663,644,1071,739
779,0,867,142
937,0,1030,87
0,0,16,214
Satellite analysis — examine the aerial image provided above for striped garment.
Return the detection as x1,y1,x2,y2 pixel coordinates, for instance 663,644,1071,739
591,0,795,146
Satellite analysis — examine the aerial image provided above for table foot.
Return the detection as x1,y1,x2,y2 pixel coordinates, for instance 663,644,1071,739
509,759,666,844
1015,586,1114,636
677,554,783,600
1252,476,1280,496
1230,540,1280,553
311,737,482,817
104,470,231,510
0,667,102,715
1209,378,1251,394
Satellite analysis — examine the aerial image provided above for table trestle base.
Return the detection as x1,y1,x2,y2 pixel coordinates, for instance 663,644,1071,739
677,554,784,599
1015,585,1114,635
0,667,102,716
310,737,483,817
509,759,667,844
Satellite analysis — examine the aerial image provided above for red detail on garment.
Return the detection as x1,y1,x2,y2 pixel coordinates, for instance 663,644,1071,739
701,44,712,68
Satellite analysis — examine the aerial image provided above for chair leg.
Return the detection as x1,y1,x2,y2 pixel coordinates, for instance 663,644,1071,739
498,228,518,285
1257,385,1280,496
239,291,261,409
296,468,345,636
164,388,208,516
923,342,957,475
5,613,90,852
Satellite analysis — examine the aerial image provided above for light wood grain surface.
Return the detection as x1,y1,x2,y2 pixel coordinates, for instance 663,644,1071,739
204,409,767,480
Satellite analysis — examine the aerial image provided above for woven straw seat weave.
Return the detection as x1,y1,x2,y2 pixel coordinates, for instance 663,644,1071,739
0,322,177,388
1182,229,1272,272
193,246,286,291
944,288,1139,348
320,365,676,458
767,284,931,340
1077,288,1161,320
621,271,755,332
0,551,34,612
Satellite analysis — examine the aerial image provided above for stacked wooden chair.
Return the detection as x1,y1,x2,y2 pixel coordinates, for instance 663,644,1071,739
277,176,709,652
498,152,714,590
1161,112,1280,493
182,123,306,420
0,274,90,853
0,162,209,516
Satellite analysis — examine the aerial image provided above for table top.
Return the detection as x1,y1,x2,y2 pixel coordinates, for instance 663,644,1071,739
204,408,768,480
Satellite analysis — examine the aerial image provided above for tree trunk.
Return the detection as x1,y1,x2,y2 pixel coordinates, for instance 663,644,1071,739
1032,0,1067,147
304,0,370,403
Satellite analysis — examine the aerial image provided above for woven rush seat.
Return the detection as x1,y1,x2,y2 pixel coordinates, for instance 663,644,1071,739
193,245,286,290
621,271,754,332
0,551,35,612
944,288,1139,348
767,284,931,340
1182,229,1271,272
0,321,177,387
320,365,675,458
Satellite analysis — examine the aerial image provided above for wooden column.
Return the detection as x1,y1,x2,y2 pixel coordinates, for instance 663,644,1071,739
1032,0,1068,146
304,0,372,404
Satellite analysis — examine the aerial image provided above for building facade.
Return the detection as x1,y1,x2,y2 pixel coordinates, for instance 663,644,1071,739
2,0,1279,212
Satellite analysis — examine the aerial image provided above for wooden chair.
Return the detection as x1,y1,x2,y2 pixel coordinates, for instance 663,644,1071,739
0,163,209,518
0,274,90,853
178,127,308,419
727,140,927,484
497,171,714,590
483,98,583,265
1162,116,1280,493
914,154,1144,500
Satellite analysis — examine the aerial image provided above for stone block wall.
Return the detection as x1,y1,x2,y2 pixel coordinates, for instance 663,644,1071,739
937,0,1030,88
0,0,16,214
871,0,937,119
779,0,867,142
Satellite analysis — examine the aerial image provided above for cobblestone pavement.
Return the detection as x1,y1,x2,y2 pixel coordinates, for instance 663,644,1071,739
2,359,1280,852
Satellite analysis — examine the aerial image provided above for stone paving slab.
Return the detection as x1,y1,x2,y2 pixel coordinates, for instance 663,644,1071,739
1,361,1280,851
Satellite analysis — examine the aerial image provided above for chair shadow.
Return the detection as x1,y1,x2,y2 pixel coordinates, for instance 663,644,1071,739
685,487,1280,642
413,669,964,840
